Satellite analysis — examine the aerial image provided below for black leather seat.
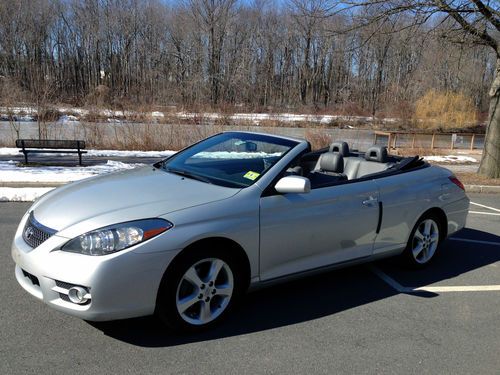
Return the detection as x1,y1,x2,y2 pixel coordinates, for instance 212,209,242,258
354,146,392,178
309,152,347,186
316,152,345,176
329,141,350,156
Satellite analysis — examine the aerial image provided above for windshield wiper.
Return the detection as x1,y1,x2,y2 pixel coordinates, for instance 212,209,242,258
165,167,213,184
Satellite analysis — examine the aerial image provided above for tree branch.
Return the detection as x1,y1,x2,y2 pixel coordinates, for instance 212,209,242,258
434,0,498,52
470,0,500,32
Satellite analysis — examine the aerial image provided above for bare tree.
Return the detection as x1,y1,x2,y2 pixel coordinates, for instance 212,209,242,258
188,0,237,105
0,77,26,140
0,0,496,161
337,0,499,177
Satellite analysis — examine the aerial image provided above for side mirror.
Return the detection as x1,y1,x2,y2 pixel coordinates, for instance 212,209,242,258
275,176,311,194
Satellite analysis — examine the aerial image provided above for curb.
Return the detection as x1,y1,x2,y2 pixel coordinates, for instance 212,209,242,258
0,181,66,188
464,185,500,193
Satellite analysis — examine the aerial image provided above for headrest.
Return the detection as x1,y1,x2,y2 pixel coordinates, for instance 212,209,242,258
329,141,349,156
319,152,344,173
365,145,388,162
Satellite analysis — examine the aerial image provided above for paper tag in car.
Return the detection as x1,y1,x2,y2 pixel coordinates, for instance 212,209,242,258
243,171,260,180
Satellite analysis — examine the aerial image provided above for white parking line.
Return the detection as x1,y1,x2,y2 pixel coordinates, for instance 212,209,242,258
369,266,500,293
469,211,500,216
413,285,500,292
369,265,406,292
470,201,500,213
448,237,500,246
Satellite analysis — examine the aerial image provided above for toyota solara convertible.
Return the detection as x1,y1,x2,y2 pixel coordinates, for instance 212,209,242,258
12,131,469,331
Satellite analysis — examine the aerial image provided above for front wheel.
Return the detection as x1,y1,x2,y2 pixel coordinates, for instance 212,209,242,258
156,249,242,332
402,215,442,268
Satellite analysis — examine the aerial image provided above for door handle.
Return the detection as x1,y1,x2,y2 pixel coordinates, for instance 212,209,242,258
362,197,378,207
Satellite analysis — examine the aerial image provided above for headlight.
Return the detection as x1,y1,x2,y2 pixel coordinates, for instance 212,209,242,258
61,218,173,256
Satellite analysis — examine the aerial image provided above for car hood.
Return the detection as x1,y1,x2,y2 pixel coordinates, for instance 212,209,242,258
30,166,240,234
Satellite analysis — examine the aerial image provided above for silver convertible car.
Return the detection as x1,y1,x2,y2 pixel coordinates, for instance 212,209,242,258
12,131,469,331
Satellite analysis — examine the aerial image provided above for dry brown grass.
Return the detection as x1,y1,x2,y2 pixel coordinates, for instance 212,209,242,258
392,147,456,157
414,90,477,130
455,172,500,186
80,122,229,151
304,128,332,150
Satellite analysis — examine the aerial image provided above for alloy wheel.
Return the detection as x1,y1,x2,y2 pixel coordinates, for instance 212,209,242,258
411,219,439,264
175,258,234,325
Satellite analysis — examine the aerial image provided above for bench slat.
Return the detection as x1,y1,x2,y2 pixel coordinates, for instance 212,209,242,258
16,139,86,165
15,139,86,149
17,150,88,154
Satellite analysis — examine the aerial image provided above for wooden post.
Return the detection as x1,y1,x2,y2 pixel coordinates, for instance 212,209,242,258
388,133,392,149
374,133,378,145
451,134,455,150
393,133,398,149
470,134,475,151
412,133,415,148
431,134,435,150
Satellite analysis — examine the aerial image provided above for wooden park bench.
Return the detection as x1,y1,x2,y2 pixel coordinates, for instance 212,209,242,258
16,139,87,166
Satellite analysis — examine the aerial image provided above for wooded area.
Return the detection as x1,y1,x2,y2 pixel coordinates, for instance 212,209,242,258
0,0,493,118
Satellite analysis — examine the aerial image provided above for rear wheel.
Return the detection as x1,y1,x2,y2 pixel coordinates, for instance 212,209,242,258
402,215,442,268
156,248,242,332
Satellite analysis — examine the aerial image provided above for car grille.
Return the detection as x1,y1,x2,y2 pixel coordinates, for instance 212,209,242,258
22,212,56,248
55,280,75,290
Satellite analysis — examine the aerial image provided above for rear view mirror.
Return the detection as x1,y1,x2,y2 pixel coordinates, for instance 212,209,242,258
245,142,257,152
235,140,258,152
275,176,311,194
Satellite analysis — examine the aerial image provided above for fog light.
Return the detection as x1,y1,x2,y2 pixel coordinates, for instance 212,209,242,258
67,286,90,304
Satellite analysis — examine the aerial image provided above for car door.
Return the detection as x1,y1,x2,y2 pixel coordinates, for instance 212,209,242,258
259,180,380,281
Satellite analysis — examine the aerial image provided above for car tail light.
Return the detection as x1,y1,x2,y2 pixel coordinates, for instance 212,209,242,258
448,176,465,191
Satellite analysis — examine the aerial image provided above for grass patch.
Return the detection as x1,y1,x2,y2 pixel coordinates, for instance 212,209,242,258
455,172,500,186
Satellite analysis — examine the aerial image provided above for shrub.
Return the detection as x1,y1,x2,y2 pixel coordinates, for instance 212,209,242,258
414,90,477,130
304,128,332,150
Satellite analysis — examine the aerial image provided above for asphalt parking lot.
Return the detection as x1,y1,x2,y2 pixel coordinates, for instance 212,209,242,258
1,193,499,374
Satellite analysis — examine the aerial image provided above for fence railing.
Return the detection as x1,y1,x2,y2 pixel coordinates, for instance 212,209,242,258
373,131,484,151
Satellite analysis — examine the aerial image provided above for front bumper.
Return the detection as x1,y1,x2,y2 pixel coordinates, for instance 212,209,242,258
12,224,180,321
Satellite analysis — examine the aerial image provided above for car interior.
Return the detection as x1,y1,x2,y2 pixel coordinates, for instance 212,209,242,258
285,141,425,189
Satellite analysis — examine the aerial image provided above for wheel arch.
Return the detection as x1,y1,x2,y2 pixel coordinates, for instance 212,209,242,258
417,207,448,240
163,236,251,291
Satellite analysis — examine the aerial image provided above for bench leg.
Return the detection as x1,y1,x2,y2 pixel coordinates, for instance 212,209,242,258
23,151,28,164
78,152,82,166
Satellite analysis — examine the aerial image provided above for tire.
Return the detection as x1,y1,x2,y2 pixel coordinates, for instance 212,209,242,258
402,214,442,268
156,247,243,333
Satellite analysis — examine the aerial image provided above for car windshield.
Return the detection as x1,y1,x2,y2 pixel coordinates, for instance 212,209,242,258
158,132,298,188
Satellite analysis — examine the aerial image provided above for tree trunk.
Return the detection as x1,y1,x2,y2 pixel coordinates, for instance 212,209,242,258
478,56,500,178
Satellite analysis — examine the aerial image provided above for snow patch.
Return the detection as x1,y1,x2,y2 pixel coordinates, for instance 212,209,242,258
87,149,175,158
57,114,79,123
1,104,403,124
423,155,478,163
0,160,144,183
0,147,175,158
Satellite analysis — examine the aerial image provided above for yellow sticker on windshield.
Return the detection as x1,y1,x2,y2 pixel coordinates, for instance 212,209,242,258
243,171,260,180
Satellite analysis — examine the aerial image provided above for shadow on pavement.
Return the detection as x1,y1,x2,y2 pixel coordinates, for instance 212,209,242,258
89,265,395,347
89,228,500,348
377,228,500,287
